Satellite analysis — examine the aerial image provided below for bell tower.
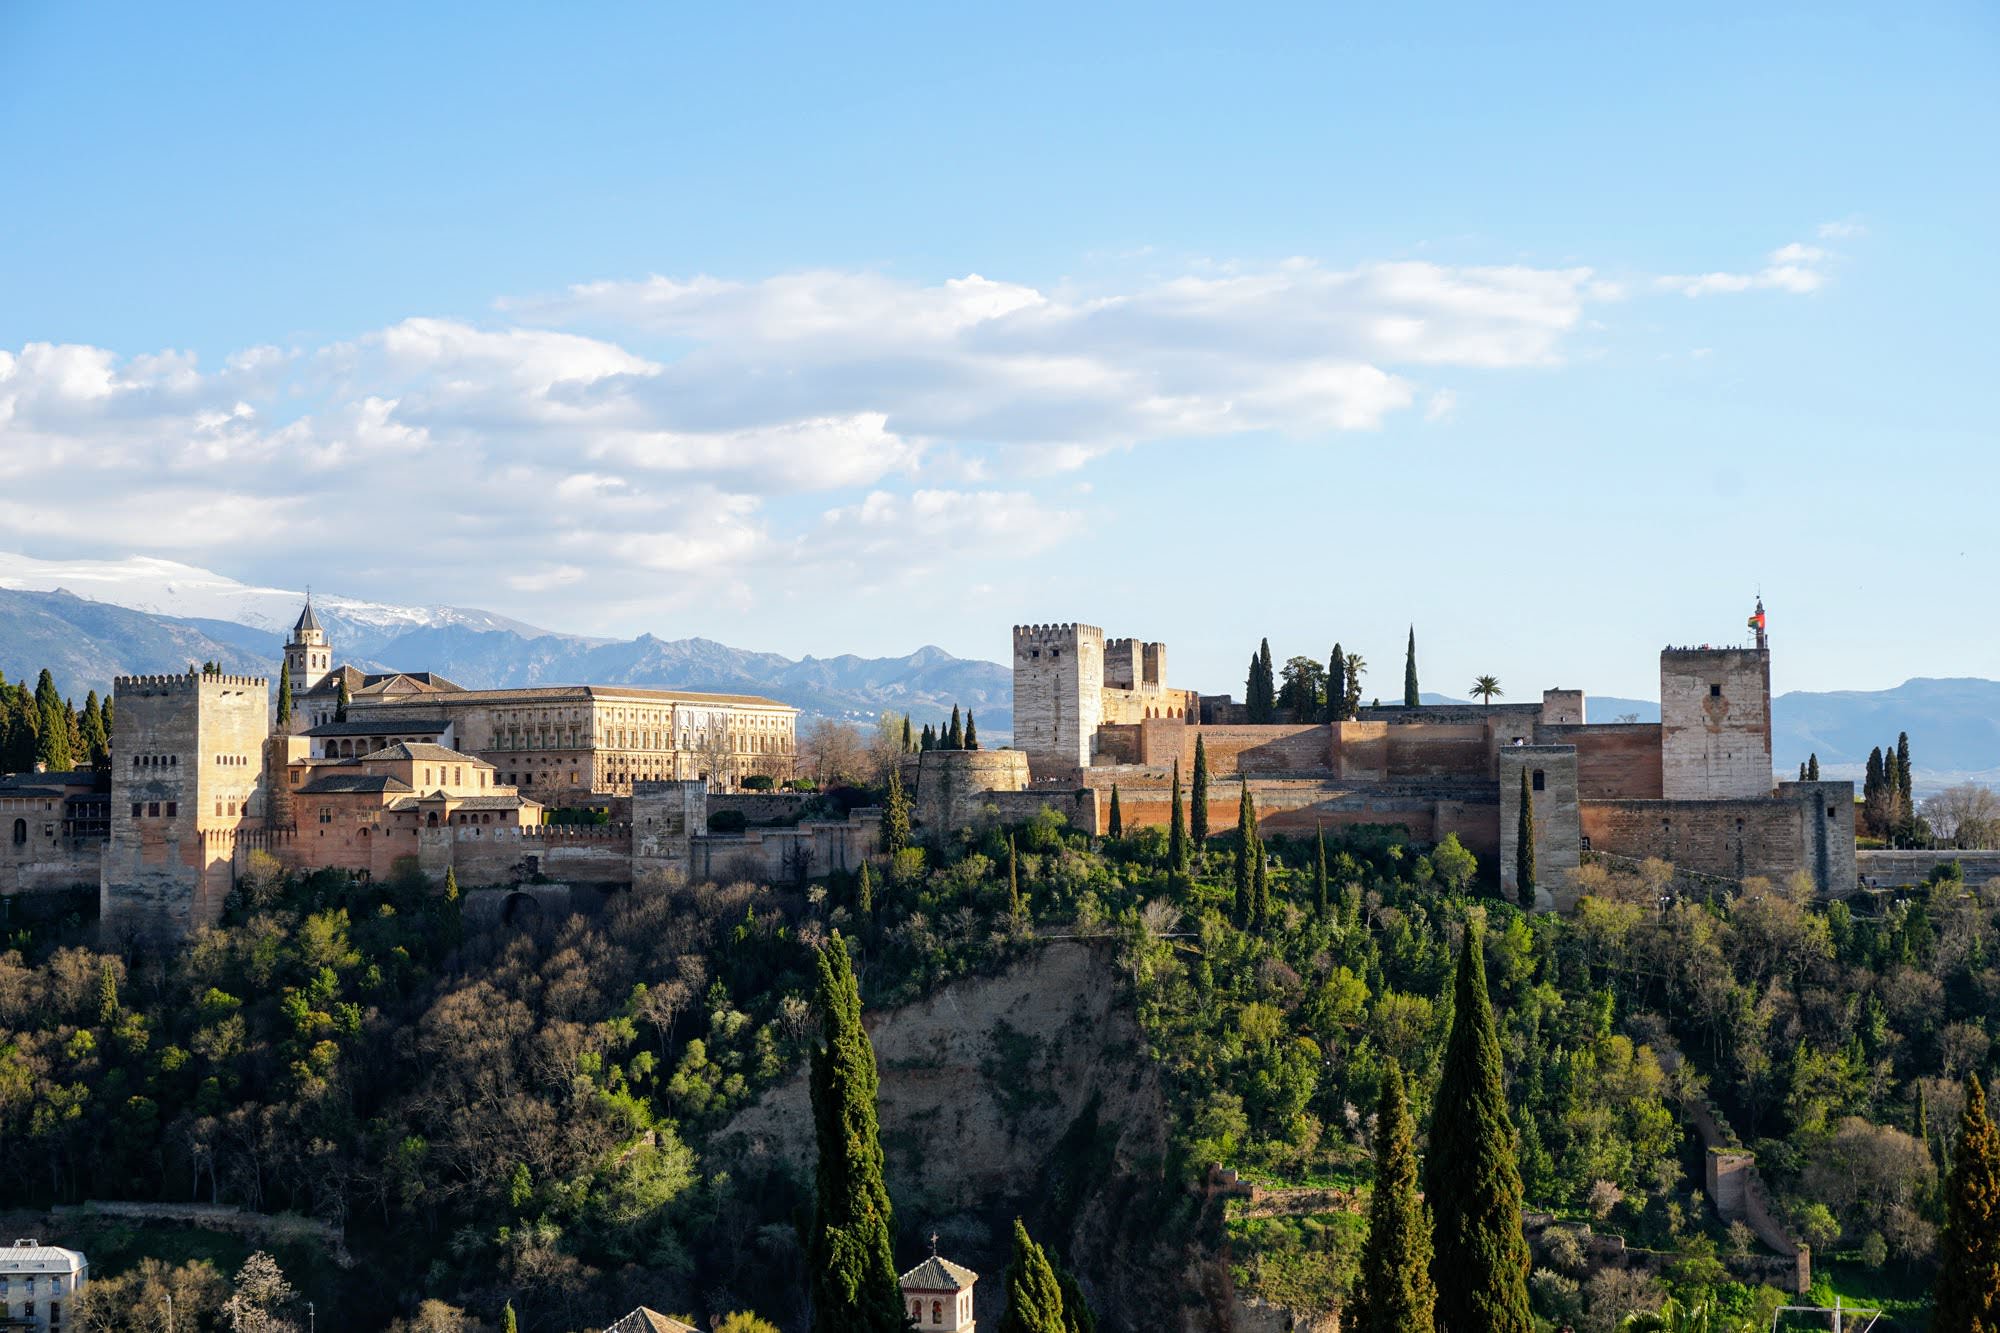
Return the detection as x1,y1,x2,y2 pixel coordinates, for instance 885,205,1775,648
284,596,333,697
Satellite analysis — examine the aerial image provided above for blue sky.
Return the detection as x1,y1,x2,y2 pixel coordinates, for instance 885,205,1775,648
1,2,1993,701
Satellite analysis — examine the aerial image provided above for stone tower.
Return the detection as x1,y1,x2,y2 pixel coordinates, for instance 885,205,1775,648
1012,623,1105,776
899,1240,977,1333
284,597,333,702
100,671,270,941
1660,602,1774,800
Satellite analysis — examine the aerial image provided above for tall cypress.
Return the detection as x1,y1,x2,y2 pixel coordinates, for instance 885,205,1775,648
1007,835,1023,919
1933,1074,2000,1330
1233,785,1256,925
1516,769,1536,911
1108,784,1123,839
1168,760,1188,875
276,661,294,730
901,716,913,753
1403,627,1420,708
1251,826,1269,934
882,763,911,856
1314,826,1329,918
1245,652,1265,722
1799,761,1809,782
335,675,351,723
921,723,935,752
1191,735,1211,845
1329,642,1347,721
79,691,109,769
1258,639,1276,722
1348,1062,1436,1333
947,706,964,750
808,936,904,1333
855,861,875,923
1807,753,1820,782
1426,927,1532,1333
998,1218,1067,1333
33,671,71,772
964,712,979,751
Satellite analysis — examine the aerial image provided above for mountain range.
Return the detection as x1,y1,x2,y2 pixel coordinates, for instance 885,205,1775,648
0,555,1992,787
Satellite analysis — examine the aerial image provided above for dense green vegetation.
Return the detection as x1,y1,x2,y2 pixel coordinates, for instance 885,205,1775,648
0,768,1993,1329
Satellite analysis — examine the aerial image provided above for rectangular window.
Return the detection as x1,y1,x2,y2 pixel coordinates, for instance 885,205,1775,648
1709,683,1722,697
147,802,160,817
132,803,143,818
165,802,177,817
1532,770,1546,792
216,801,224,817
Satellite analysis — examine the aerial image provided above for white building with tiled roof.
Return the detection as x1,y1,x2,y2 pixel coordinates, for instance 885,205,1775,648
0,1238,87,1330
901,1239,977,1333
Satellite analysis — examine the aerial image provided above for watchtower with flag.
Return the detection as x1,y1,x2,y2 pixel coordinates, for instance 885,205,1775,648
1659,598,1775,800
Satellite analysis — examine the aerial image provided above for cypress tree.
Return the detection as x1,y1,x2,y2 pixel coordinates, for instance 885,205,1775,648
807,935,904,1333
1168,760,1188,875
277,660,294,729
1053,1262,1096,1333
1007,834,1023,919
1516,768,1536,911
79,691,109,769
502,1301,518,1333
1251,827,1269,934
1896,731,1913,795
901,716,913,753
1348,1062,1437,1333
1933,1074,2000,1330
921,724,935,752
998,1218,1067,1333
1426,927,1532,1333
964,712,979,750
1233,785,1255,925
1404,627,1420,708
1864,746,1883,800
1807,752,1820,782
335,675,351,723
1345,653,1364,720
856,861,875,922
1108,784,1123,839
33,671,71,772
1246,652,1264,722
1314,826,1329,917
443,866,460,902
882,763,911,856
1258,639,1276,722
1799,761,1809,782
1329,642,1346,721
947,706,964,750
1191,735,1210,845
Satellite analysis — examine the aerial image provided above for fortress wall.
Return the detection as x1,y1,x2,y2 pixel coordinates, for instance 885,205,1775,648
1381,725,1492,780
1855,849,2000,889
1539,724,1664,799
1582,799,1801,883
985,787,1100,836
1661,648,1773,800
912,749,1032,831
707,791,811,825
1499,746,1583,911
1132,725,1331,777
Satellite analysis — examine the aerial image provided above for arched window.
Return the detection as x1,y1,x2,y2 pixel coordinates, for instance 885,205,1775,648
932,1302,942,1325
426,812,439,827
11,818,24,845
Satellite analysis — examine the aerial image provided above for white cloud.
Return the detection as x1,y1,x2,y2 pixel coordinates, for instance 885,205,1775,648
1817,220,1867,239
1424,389,1458,422
1657,238,1837,298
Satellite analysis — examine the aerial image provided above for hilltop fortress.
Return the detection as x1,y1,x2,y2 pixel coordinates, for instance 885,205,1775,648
1002,606,1855,906
0,597,1857,940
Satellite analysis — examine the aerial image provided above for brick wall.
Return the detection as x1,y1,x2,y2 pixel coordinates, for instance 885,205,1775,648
1539,724,1663,799
1580,780,1855,894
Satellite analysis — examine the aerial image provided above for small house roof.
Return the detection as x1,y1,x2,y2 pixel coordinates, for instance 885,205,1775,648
603,1310,700,1333
899,1254,978,1291
0,1239,86,1273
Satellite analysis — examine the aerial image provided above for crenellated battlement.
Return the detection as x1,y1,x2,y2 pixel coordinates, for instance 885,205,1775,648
114,673,269,689
1012,622,1103,641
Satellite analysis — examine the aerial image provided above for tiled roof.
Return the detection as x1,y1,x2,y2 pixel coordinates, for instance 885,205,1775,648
304,718,451,738
293,600,322,635
603,1310,700,1333
435,794,531,810
367,684,794,709
0,1240,86,1273
899,1255,978,1290
355,742,490,765
299,774,415,795
0,786,65,799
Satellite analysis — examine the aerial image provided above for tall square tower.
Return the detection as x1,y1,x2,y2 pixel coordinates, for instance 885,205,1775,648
1660,647,1773,800
101,672,270,941
1011,623,1104,774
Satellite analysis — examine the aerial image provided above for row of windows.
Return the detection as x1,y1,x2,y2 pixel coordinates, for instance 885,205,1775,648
130,802,178,818
131,754,177,768
214,754,250,767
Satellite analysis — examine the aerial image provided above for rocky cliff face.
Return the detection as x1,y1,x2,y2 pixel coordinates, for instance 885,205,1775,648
716,940,1223,1333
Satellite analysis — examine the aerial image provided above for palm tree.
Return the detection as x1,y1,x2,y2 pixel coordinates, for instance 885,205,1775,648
1470,675,1503,706
1617,1297,1741,1333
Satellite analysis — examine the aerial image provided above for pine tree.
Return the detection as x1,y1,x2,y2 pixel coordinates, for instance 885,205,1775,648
998,1218,1067,1333
1191,735,1210,845
1314,826,1329,917
1108,784,1123,839
947,706,964,750
335,676,351,723
1516,768,1536,911
277,660,294,730
808,935,905,1333
79,691,109,769
1234,786,1257,926
882,763,912,856
1348,1062,1436,1333
1168,760,1189,876
33,671,71,772
1404,627,1420,708
1807,753,1820,782
1426,927,1532,1333
1932,1074,2000,1330
1007,835,1023,919
965,712,979,750
1329,642,1347,721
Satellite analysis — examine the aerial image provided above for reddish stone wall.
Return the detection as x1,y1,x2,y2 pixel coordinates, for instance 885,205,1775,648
1542,724,1663,799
